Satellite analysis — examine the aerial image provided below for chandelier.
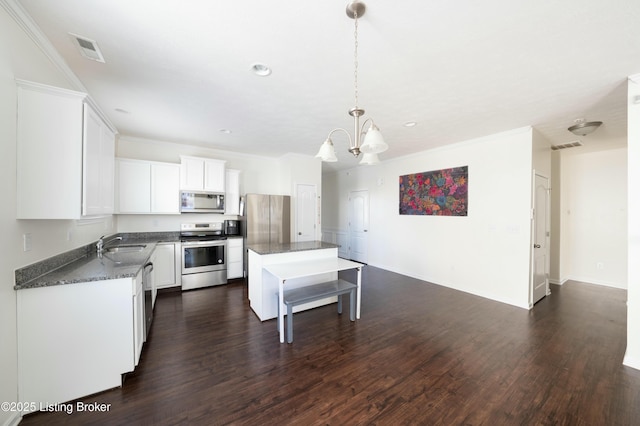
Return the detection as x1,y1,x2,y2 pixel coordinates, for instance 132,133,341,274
315,1,388,165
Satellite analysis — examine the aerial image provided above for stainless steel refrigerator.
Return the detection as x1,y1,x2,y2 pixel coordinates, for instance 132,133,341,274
241,194,291,276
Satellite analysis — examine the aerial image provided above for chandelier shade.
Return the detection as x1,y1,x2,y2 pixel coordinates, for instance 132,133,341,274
360,124,387,154
359,152,380,165
315,138,338,162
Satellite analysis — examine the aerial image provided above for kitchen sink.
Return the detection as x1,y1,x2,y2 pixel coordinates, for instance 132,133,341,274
106,245,146,253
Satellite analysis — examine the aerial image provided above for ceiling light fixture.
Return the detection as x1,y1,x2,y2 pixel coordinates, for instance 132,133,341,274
315,1,387,165
251,63,272,76
567,118,602,136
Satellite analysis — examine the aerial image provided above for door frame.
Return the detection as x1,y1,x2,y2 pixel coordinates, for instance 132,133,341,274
530,171,551,307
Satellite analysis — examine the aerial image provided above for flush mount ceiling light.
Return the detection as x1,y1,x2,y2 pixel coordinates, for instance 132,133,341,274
251,63,272,76
315,1,388,165
568,118,603,136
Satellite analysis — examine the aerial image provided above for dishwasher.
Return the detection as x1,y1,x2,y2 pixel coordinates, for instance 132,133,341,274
143,261,154,339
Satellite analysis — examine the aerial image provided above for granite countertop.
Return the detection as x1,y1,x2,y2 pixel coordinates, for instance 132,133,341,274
14,232,180,290
247,240,339,255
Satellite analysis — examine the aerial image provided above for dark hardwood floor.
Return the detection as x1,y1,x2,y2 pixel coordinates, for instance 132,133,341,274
20,266,640,425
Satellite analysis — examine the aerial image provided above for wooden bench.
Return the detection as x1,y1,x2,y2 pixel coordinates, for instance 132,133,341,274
277,279,357,343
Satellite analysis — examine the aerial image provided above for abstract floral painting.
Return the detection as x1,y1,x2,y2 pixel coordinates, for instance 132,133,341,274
399,166,468,216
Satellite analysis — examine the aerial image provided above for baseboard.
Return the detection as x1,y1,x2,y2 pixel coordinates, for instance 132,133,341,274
566,275,626,289
2,411,21,426
548,278,567,285
623,354,640,371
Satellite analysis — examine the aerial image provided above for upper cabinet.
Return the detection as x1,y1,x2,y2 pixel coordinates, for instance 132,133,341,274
16,80,116,219
115,158,180,214
180,155,226,192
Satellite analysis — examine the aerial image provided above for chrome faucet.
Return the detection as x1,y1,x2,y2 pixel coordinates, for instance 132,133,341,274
96,235,123,254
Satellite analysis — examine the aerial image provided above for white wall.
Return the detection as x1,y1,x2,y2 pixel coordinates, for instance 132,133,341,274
116,137,321,234
0,4,116,425
557,146,628,288
625,75,640,370
322,127,535,309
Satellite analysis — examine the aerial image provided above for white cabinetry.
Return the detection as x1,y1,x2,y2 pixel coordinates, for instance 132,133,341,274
116,158,180,214
180,155,226,192
16,80,116,219
225,169,241,215
17,279,135,411
227,237,244,279
153,243,181,289
133,270,145,366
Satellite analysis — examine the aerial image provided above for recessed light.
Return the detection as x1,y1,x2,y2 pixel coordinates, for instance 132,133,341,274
219,129,232,134
251,63,272,76
403,121,417,127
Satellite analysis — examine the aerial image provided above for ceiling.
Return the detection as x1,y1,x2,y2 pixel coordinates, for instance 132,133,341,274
14,0,640,170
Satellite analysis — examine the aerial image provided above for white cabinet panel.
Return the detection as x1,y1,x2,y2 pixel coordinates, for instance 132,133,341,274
116,159,151,213
180,155,226,192
204,159,226,192
116,159,180,214
17,279,134,411
227,237,244,279
154,243,179,289
151,163,180,213
16,80,116,219
133,272,144,366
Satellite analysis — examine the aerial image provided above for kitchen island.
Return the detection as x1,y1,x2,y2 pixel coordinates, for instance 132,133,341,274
248,241,362,342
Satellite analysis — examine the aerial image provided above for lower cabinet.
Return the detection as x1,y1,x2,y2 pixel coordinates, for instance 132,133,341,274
227,237,243,279
133,269,145,366
154,242,181,289
17,278,135,412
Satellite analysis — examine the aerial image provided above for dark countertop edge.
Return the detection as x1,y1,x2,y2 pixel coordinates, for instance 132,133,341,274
247,241,339,256
14,232,181,291
15,272,140,291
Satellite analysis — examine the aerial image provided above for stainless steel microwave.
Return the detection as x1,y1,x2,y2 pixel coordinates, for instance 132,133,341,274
180,191,225,213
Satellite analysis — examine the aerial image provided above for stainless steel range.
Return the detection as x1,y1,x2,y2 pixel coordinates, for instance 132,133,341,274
180,223,227,290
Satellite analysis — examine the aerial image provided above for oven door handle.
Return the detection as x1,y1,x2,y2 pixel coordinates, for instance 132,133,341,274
181,240,226,247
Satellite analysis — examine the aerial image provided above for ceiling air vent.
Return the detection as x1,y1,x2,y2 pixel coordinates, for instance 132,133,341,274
69,33,105,63
551,140,583,151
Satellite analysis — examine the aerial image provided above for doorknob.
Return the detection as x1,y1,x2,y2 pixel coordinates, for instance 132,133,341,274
298,232,302,235
534,244,541,248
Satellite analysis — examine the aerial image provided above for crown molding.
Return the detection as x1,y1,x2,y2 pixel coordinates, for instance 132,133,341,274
1,0,86,92
1,0,118,132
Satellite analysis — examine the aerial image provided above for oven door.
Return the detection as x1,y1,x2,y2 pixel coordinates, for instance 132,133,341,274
181,240,225,275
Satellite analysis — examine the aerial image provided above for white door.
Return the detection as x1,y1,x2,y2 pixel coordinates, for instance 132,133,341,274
349,190,369,263
531,173,550,305
296,184,317,242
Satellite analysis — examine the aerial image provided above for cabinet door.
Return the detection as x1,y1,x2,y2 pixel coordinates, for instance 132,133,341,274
133,273,144,366
225,169,241,215
116,160,151,213
82,103,115,216
227,238,244,279
100,125,116,214
16,81,84,219
180,157,205,190
82,104,103,216
204,159,226,192
153,243,178,289
151,163,181,213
